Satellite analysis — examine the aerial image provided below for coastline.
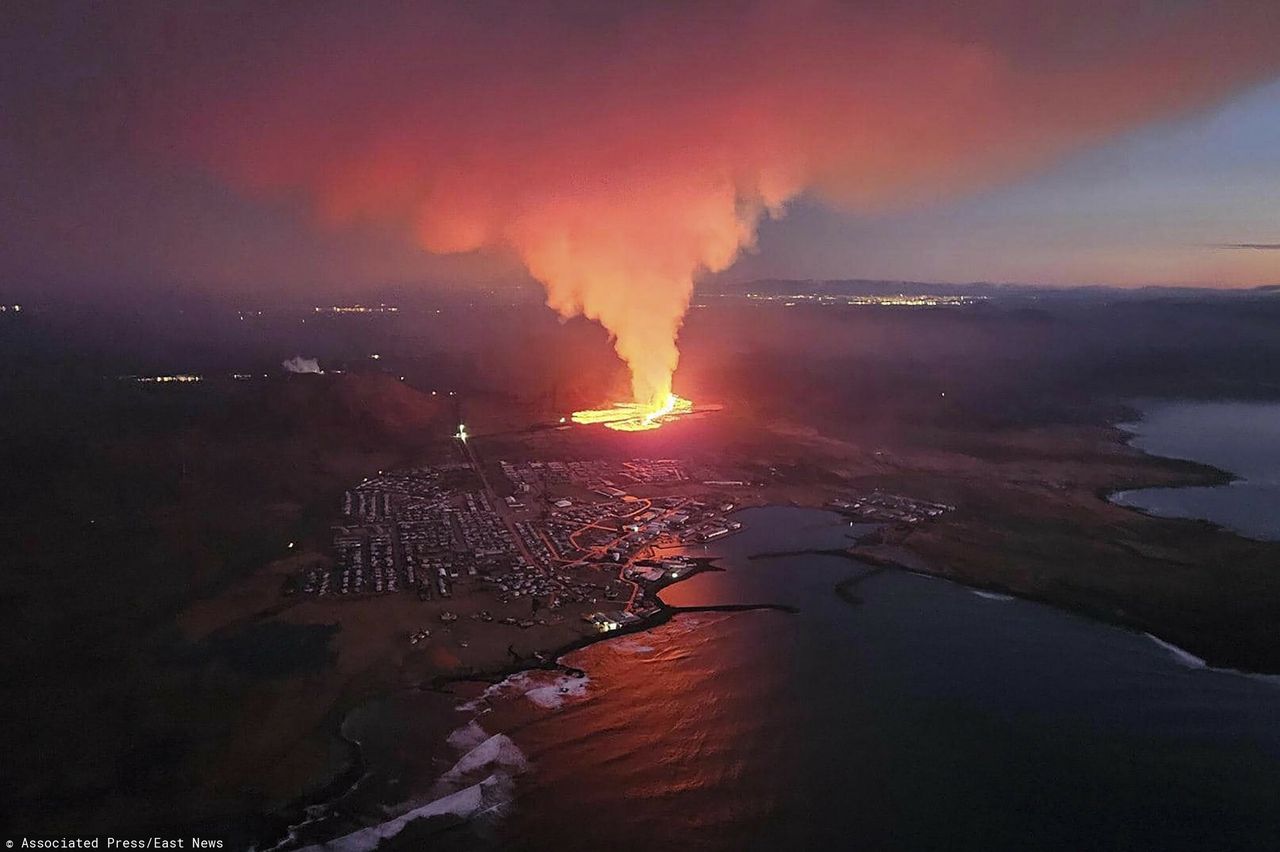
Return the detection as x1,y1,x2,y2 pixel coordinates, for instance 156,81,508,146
844,419,1280,674
1097,414,1241,534
758,531,1280,685
255,409,1280,849
840,541,1280,678
254,549,799,851
741,416,1280,676
260,472,1280,849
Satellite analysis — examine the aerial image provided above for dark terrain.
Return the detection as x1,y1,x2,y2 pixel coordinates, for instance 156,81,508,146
3,283,1279,835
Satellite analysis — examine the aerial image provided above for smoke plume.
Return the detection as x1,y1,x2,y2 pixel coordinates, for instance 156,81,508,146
282,356,323,375
165,1,1280,406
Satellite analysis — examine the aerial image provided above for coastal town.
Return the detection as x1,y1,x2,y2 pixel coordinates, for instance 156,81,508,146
293,448,747,644
826,491,954,524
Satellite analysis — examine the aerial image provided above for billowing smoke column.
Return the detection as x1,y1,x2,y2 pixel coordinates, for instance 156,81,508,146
168,1,1280,423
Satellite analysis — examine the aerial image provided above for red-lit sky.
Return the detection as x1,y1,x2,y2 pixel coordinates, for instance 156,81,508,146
3,0,1278,301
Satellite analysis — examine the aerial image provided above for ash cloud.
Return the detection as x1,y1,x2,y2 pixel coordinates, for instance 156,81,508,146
150,0,1280,405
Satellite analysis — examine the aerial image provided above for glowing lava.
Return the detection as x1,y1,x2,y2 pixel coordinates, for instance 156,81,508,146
572,393,694,432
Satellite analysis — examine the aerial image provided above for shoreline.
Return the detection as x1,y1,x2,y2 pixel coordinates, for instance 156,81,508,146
832,541,1280,678
255,549,799,850
832,416,1280,675
755,535,1280,682
257,410,1280,848
756,415,1280,677
1098,412,1248,536
292,502,1280,852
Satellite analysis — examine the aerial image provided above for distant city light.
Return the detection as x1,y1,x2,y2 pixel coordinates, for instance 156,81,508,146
314,303,399,314
125,374,203,384
741,292,985,307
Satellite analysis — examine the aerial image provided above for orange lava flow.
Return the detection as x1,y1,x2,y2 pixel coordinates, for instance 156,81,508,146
571,394,694,432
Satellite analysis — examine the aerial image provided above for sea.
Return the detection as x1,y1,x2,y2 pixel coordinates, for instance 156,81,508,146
301,503,1280,852
1111,399,1280,540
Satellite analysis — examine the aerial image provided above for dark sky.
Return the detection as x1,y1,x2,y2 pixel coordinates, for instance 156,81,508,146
3,0,1279,303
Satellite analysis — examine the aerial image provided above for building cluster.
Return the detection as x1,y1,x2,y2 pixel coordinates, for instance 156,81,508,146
514,491,741,568
827,491,954,524
299,456,750,641
585,610,641,632
302,465,530,600
513,520,556,566
500,458,691,492
454,491,518,558
624,554,699,583
482,565,625,610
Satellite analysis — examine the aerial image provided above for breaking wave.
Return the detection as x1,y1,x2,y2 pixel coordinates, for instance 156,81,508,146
296,774,513,852
438,733,529,787
1145,633,1208,669
298,733,529,852
446,720,491,752
1145,633,1280,685
457,670,592,713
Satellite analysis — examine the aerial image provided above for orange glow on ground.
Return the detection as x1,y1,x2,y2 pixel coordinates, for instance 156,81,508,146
572,394,694,432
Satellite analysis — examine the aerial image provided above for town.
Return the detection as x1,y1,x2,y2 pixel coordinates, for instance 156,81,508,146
295,452,746,640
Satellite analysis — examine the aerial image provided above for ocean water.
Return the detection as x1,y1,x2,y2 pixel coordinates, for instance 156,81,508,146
319,506,1280,851
1112,400,1280,540
482,507,1280,852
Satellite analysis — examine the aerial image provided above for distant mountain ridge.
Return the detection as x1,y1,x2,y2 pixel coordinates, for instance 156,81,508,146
701,279,1280,300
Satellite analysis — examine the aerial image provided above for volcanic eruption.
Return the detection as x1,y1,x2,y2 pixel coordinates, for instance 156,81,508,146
162,1,1280,429
571,393,696,432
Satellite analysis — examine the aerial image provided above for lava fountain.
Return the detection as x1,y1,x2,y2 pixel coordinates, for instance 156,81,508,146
572,393,694,432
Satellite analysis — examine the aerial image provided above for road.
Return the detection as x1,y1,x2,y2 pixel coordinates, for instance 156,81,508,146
455,434,544,574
